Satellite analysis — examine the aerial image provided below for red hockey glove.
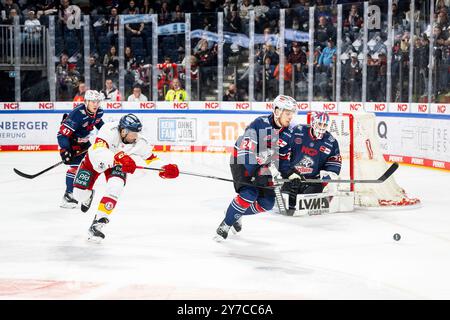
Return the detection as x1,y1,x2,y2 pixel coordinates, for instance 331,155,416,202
114,151,137,174
159,164,179,179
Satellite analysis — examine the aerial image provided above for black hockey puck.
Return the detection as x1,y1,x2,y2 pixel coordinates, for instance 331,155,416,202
393,233,401,241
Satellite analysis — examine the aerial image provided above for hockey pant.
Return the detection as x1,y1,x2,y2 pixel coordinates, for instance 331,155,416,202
64,142,90,194
224,163,275,226
73,153,126,220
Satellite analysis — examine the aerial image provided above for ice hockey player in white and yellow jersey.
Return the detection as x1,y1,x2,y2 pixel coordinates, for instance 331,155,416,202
72,113,179,242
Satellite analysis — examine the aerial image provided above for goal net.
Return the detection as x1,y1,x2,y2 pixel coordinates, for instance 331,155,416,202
307,112,420,208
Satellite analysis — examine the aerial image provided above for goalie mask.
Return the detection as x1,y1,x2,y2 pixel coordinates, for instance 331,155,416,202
311,112,330,139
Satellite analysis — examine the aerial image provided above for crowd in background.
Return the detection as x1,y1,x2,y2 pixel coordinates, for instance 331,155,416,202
0,0,449,103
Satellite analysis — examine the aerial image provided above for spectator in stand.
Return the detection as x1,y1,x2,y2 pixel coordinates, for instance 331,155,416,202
317,38,336,69
221,0,237,18
56,53,80,101
141,0,154,15
122,0,139,14
315,15,336,48
125,46,137,71
125,7,148,53
36,0,58,18
263,56,277,101
239,0,253,34
223,83,243,101
157,56,179,99
89,55,103,91
2,0,20,20
106,7,119,46
287,41,307,65
73,81,87,102
101,78,121,101
172,6,184,23
392,2,406,28
22,10,42,44
165,78,188,102
127,85,148,102
3,7,18,24
344,52,362,101
134,59,151,95
103,45,119,81
344,4,363,31
158,1,171,25
225,10,242,33
256,42,279,66
254,0,270,28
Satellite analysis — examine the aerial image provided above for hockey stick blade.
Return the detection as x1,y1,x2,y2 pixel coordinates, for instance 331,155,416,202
13,150,88,179
14,161,63,179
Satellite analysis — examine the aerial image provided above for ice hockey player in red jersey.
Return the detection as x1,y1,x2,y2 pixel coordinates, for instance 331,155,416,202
72,113,179,242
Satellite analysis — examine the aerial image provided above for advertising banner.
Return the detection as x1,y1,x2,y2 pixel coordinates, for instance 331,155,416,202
1,110,449,170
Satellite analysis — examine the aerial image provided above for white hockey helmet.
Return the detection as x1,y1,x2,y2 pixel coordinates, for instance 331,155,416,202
84,90,103,102
273,95,298,114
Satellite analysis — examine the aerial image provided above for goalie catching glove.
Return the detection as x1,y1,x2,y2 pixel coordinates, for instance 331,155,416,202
159,164,179,179
114,151,137,174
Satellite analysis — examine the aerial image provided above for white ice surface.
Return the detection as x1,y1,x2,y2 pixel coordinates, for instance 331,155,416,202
0,152,449,299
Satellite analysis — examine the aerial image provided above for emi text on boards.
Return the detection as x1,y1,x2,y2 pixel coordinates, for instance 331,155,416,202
177,304,273,318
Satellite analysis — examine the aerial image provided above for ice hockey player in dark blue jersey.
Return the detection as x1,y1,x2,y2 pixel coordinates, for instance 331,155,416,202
57,90,105,208
281,112,342,214
214,95,298,242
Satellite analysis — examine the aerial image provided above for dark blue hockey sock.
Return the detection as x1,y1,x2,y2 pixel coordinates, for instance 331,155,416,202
65,166,77,193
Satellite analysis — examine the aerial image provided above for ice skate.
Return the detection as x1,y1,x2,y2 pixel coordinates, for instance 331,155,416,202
60,191,78,209
231,217,242,234
81,190,95,213
87,216,109,242
213,220,231,242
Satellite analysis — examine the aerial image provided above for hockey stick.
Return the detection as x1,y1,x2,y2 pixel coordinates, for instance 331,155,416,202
136,166,275,190
13,150,88,179
276,162,400,185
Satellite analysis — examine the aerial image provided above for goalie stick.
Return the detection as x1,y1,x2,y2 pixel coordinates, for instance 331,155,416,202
276,162,400,185
13,150,88,179
137,162,398,188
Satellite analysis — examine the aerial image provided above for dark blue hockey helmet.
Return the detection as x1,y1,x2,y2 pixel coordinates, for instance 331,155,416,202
119,114,142,132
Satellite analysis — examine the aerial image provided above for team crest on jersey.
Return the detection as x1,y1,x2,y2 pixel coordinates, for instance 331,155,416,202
105,202,115,211
294,156,314,174
294,138,302,144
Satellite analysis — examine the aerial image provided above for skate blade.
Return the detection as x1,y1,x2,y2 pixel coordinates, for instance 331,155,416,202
213,234,226,242
87,235,103,243
60,203,78,209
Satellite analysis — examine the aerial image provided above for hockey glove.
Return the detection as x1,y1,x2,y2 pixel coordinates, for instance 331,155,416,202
60,149,73,164
114,151,137,174
159,164,179,179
